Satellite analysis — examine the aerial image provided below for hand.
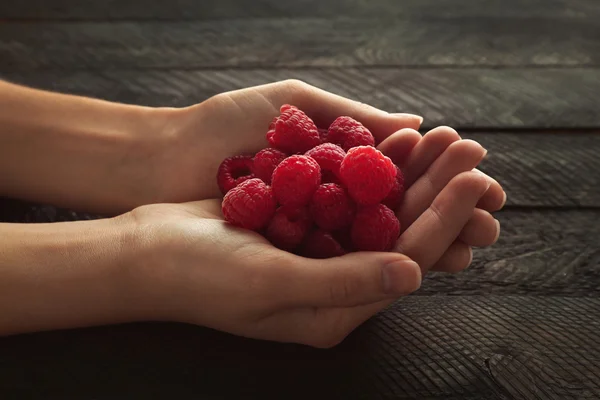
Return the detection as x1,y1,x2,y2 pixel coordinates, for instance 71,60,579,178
122,169,492,348
155,79,505,273
377,125,506,273
154,79,423,202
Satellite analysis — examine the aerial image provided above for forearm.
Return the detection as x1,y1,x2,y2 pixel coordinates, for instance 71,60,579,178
0,80,175,214
0,216,146,336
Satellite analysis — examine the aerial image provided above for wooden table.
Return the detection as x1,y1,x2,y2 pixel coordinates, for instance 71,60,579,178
1,1,599,398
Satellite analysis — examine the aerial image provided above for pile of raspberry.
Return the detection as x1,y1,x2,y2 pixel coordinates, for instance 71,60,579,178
217,104,404,259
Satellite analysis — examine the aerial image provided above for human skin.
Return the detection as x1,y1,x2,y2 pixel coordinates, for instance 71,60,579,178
0,79,505,346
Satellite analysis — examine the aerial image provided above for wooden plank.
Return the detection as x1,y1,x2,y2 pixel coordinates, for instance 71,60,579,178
3,68,600,129
465,133,600,207
2,199,599,296
2,18,599,70
0,132,597,212
0,296,598,399
0,0,598,20
424,209,600,296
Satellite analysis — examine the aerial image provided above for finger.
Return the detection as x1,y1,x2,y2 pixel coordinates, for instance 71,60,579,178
253,171,493,347
398,139,487,230
474,169,507,211
275,252,422,308
376,128,422,167
332,216,492,332
403,126,461,186
430,241,473,273
395,170,491,273
264,80,423,143
458,208,500,247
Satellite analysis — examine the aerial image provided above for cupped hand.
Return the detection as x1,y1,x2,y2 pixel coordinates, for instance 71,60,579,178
155,80,505,274
156,79,423,202
123,168,491,348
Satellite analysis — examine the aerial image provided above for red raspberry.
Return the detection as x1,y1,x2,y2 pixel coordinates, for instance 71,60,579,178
217,155,254,195
339,146,396,205
222,178,276,231
300,230,347,259
351,204,400,252
382,165,406,210
309,183,355,230
272,155,321,207
253,148,287,184
305,143,346,184
265,206,312,251
267,105,321,153
327,116,375,151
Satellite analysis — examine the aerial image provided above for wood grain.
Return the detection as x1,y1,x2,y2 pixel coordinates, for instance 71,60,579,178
3,68,600,129
2,18,599,70
1,296,598,399
465,133,600,207
1,0,598,20
424,209,600,296
2,198,598,296
0,133,597,211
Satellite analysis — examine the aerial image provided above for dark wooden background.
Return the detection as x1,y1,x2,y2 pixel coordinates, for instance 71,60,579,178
1,1,599,399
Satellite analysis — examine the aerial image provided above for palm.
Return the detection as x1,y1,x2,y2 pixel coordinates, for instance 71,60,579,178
153,80,503,275
132,199,273,255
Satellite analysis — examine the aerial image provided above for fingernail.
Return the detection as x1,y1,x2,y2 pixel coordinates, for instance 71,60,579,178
392,113,423,124
500,191,507,209
382,260,422,295
467,247,474,268
493,219,501,244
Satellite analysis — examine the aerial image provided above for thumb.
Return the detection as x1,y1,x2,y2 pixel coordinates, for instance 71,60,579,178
278,252,422,308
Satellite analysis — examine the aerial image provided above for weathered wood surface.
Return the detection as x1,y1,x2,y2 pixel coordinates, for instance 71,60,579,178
2,18,599,70
425,209,600,296
2,200,598,297
1,0,599,398
1,0,598,20
1,296,598,399
4,68,600,129
464,133,600,207
0,132,598,210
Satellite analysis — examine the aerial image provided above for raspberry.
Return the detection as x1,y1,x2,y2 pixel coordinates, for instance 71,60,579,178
305,143,346,184
272,155,321,207
253,148,287,184
267,105,321,153
309,183,355,230
351,204,400,252
222,178,276,231
339,146,396,205
217,155,254,195
382,165,406,210
300,230,347,259
327,116,375,151
265,206,312,251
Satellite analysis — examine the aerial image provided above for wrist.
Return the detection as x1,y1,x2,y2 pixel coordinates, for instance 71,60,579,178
112,208,192,324
0,216,149,335
0,81,185,214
